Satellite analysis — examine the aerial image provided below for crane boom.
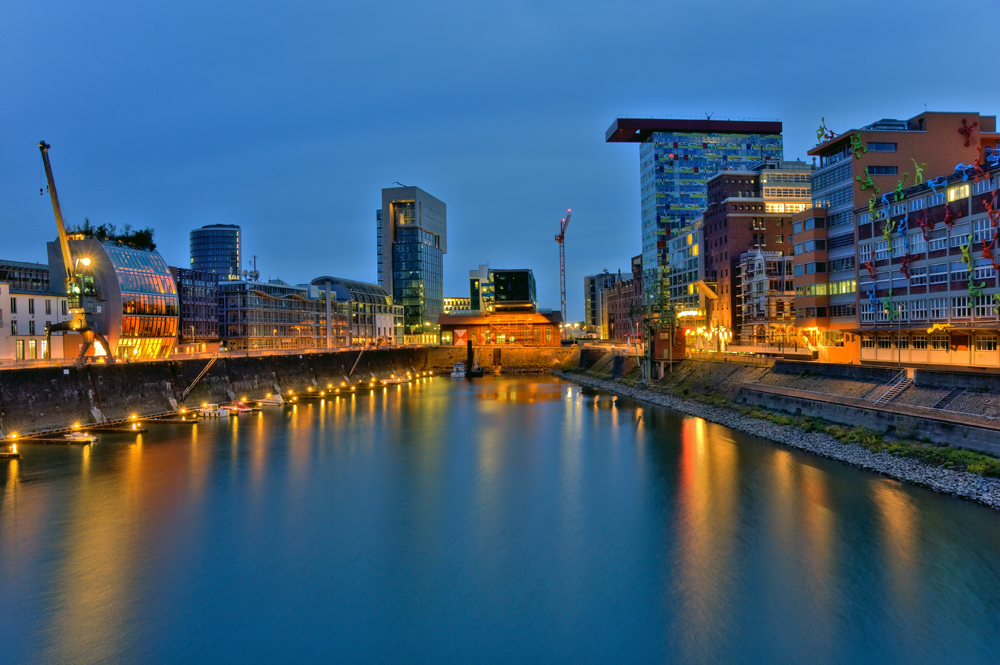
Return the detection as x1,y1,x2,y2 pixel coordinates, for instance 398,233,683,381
554,209,571,323
39,141,75,290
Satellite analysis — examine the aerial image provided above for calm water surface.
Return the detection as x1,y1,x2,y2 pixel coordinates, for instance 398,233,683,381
1,376,998,664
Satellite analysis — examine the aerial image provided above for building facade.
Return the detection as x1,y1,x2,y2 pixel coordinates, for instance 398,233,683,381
190,224,243,280
48,239,179,360
0,278,70,363
307,277,402,346
443,297,471,313
702,160,812,341
799,111,999,362
218,279,348,351
438,310,563,347
606,118,784,302
605,255,644,340
736,250,795,348
378,186,446,343
854,158,1000,367
171,267,220,354
583,271,619,337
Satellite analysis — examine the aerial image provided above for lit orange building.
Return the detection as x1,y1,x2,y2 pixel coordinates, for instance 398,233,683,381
438,310,563,347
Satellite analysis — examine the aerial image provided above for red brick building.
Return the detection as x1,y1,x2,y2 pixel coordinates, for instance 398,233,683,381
604,255,644,340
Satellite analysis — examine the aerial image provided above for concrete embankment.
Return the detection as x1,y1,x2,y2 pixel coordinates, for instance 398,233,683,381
0,346,573,435
554,370,1000,510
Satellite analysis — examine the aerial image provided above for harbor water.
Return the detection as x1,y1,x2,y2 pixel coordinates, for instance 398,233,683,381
1,376,998,664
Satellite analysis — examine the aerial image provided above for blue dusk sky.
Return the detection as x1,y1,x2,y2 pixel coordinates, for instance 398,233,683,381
2,0,998,320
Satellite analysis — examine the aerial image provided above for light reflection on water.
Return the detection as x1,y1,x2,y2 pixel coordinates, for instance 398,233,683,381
1,376,998,664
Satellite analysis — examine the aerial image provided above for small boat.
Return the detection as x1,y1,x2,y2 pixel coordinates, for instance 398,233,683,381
466,365,484,378
257,394,285,405
220,402,253,415
197,404,226,417
64,431,99,443
0,444,19,459
450,362,466,378
380,374,410,385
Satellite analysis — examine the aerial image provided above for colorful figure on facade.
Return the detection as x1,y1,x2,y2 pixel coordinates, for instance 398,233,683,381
917,211,934,240
985,147,1000,168
985,194,1000,227
850,134,866,159
816,117,836,143
899,213,909,250
868,196,878,217
911,159,927,184
983,233,1000,271
994,294,1000,314
927,176,947,195
857,168,879,192
893,174,910,201
958,118,978,147
900,253,915,279
864,249,878,281
971,149,990,182
943,206,957,230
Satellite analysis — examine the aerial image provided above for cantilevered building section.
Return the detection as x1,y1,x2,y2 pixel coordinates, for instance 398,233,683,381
606,118,784,302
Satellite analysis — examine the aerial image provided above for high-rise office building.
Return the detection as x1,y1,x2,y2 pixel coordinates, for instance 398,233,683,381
378,186,446,343
606,118,784,301
190,224,242,280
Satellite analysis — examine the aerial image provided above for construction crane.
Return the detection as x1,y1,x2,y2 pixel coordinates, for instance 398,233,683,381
39,141,112,363
554,208,571,322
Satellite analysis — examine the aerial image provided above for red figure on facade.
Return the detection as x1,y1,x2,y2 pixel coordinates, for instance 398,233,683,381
959,118,978,147
916,211,935,240
900,253,915,279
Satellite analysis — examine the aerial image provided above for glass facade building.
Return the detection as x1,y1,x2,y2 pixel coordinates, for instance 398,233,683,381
607,119,784,302
379,186,447,343
190,224,242,280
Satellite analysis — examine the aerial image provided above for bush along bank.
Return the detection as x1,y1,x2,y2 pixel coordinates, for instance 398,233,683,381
553,371,1000,510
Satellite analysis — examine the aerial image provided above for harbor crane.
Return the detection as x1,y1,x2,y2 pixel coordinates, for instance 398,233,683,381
554,209,571,322
39,141,112,363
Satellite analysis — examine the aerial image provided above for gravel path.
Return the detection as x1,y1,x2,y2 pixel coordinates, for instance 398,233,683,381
555,371,1000,510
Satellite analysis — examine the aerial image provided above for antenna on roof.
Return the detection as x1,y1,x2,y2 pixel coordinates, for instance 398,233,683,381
706,112,714,120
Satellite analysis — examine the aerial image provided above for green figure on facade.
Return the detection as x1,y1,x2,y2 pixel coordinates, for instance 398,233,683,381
857,168,879,192
851,134,867,159
911,159,926,184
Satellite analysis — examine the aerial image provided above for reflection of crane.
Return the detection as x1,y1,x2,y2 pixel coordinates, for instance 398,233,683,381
555,209,571,321
39,141,112,363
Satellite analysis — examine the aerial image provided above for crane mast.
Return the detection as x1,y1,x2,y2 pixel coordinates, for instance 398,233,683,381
554,209,571,323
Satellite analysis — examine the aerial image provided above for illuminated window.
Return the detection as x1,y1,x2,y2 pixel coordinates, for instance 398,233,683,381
947,184,970,202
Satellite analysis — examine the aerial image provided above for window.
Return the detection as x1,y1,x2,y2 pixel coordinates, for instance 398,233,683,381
912,335,928,349
861,336,876,349
911,299,927,320
929,264,948,284
877,336,892,349
861,304,875,322
951,233,970,248
975,295,997,318
867,142,897,152
794,243,802,255
976,336,998,351
794,264,803,277
931,335,949,350
805,262,826,274
792,221,803,234
10,297,16,314
16,340,24,360
951,261,969,282
947,184,970,202
868,166,898,175
61,301,67,315
952,296,971,318
776,234,784,244
28,340,37,359
897,336,910,349
928,230,947,251
910,266,927,286
829,304,856,317
829,256,856,272
804,239,826,252
929,298,948,319
28,299,35,315
828,233,853,249
10,321,17,335
909,234,926,255
875,241,889,260
28,320,35,335
909,197,926,212
973,218,993,243
45,299,52,315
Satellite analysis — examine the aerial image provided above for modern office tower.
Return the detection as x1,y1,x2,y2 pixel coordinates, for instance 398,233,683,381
378,186,447,343
798,111,998,362
583,271,620,338
606,118,784,302
171,267,220,354
702,159,813,338
190,224,242,280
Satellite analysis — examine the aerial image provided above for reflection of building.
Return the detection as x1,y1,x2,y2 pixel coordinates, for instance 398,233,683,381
190,224,243,280
0,261,70,362
703,160,812,338
736,250,795,348
48,239,179,360
307,276,402,346
583,271,619,337
801,111,999,363
218,279,349,351
605,255,644,340
378,186,446,343
855,160,1000,368
606,117,784,302
443,296,471,313
171,267,220,354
